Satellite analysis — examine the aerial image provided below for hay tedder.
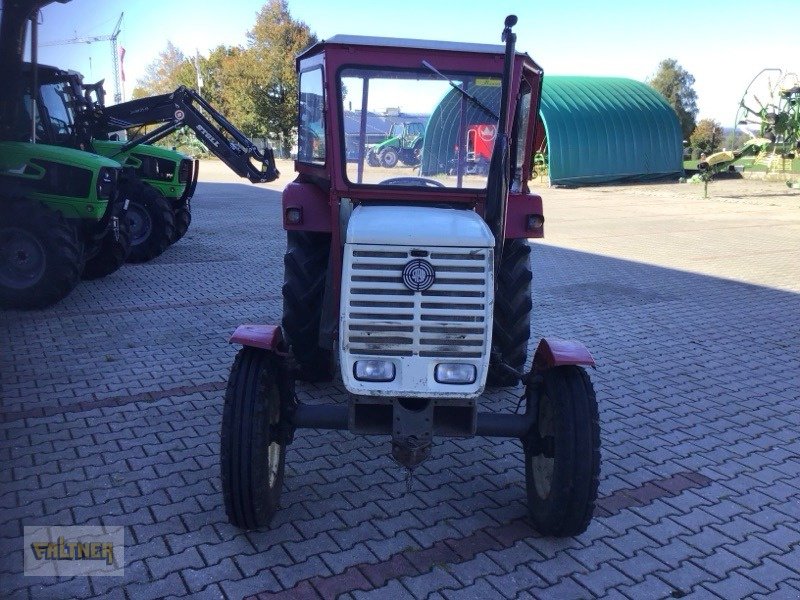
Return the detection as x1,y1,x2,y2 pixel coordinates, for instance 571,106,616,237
221,17,601,536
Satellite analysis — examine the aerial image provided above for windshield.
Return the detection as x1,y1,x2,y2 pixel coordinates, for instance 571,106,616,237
339,67,501,188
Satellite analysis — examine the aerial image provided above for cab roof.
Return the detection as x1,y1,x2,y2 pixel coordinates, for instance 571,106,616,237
298,34,533,60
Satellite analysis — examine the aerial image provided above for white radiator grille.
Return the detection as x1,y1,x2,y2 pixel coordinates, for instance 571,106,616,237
345,247,491,360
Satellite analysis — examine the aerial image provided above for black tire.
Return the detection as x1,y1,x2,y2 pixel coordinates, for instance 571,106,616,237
221,347,287,529
367,150,381,167
281,230,335,382
123,179,175,263
82,210,132,280
0,199,82,309
381,147,399,168
171,205,191,243
487,238,532,386
525,366,600,537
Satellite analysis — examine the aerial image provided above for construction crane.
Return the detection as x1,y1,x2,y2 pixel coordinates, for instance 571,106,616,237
40,12,124,103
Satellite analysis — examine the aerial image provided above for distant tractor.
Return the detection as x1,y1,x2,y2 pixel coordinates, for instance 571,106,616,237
221,16,601,539
367,121,425,167
449,122,497,175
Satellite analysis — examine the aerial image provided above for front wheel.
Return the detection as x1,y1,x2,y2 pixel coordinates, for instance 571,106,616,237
171,204,191,244
124,180,175,263
381,147,399,168
82,210,132,280
525,366,600,537
221,347,287,529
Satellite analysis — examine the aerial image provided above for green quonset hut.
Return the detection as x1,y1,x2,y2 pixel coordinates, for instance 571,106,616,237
538,76,683,185
420,75,683,186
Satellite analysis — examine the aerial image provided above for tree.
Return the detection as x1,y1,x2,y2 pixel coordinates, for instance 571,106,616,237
247,0,317,154
132,42,196,99
649,59,699,142
690,119,724,157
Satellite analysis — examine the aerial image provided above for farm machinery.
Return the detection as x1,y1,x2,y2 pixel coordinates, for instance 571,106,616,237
22,64,280,261
734,68,800,184
0,0,130,308
366,121,425,168
222,17,601,537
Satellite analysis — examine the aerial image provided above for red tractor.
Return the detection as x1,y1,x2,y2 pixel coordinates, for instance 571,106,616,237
221,16,600,537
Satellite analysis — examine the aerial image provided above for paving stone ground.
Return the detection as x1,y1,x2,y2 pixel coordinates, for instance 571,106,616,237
1,169,799,599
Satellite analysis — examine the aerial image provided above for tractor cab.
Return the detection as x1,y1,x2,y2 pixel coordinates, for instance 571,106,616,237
294,34,544,200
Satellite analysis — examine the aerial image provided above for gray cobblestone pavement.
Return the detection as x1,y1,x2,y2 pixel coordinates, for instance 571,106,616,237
2,175,799,599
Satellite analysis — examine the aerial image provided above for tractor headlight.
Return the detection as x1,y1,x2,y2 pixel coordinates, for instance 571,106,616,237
354,360,395,382
96,167,117,199
434,363,477,384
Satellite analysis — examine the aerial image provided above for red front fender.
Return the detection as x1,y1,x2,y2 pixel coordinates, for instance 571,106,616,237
229,324,286,354
532,338,595,372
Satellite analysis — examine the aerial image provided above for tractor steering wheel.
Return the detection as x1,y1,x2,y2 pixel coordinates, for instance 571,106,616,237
379,177,445,188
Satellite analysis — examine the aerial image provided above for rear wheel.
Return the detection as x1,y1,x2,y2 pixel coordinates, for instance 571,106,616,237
82,209,132,280
525,366,600,536
221,348,287,529
123,179,175,263
487,238,532,386
0,199,82,309
281,231,335,382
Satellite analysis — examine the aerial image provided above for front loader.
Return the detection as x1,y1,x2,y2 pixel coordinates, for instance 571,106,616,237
221,16,601,537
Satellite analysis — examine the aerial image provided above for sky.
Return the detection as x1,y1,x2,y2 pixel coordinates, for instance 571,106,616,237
24,0,799,128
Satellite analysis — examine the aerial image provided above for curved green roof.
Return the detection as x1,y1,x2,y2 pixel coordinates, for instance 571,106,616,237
541,76,683,185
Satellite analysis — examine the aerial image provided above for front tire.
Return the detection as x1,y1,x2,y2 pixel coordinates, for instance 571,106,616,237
221,348,287,529
281,231,335,382
487,238,532,386
82,210,132,280
171,205,191,243
381,147,399,168
0,199,82,309
123,179,175,263
525,366,600,537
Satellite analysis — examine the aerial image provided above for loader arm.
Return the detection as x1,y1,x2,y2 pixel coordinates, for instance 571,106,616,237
92,86,279,183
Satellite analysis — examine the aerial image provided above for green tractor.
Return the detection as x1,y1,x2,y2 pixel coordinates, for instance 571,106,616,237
0,141,126,308
25,64,195,262
1,0,130,308
366,120,424,168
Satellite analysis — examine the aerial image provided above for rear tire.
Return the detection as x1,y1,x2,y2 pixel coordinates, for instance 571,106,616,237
82,209,132,280
123,179,175,263
487,238,532,386
0,199,82,309
171,205,191,243
281,231,335,382
525,366,600,537
221,348,287,529
381,147,399,168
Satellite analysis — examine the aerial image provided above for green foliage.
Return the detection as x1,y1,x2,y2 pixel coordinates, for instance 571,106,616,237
133,42,196,98
690,119,724,156
649,59,699,142
246,0,317,154
131,1,316,154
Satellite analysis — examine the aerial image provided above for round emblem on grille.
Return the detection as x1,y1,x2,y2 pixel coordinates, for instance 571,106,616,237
402,259,435,292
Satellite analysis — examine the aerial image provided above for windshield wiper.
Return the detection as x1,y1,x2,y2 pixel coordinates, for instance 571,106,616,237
421,60,499,121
